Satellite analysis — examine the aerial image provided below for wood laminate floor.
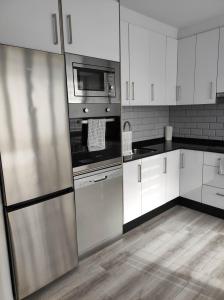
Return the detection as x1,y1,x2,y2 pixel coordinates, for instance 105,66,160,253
29,206,224,300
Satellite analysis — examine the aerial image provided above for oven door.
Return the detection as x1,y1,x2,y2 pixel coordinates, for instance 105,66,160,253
73,66,112,98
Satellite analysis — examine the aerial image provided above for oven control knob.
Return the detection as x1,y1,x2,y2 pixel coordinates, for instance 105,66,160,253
83,108,89,113
105,107,111,112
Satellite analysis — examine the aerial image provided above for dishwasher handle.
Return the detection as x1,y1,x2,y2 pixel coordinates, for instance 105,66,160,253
93,176,108,183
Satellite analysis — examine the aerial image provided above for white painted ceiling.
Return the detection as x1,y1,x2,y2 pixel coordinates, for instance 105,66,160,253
121,0,224,29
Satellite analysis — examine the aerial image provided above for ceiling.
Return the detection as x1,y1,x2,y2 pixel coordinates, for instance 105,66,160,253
121,0,224,29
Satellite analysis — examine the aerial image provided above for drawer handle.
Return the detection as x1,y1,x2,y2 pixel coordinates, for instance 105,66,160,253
216,193,224,197
138,164,142,183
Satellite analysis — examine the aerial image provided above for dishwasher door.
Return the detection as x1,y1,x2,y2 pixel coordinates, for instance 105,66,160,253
74,166,123,256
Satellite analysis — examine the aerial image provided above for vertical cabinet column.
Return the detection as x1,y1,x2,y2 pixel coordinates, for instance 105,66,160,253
121,21,130,106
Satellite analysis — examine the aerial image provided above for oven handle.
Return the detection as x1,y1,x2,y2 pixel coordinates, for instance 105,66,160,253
81,118,115,124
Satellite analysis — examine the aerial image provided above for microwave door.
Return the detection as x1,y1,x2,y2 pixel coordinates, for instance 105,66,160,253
73,67,108,98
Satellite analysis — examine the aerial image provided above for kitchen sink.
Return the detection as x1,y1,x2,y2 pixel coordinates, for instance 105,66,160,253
132,148,157,155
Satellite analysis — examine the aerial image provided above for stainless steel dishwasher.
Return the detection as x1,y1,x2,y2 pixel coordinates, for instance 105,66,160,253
74,166,123,257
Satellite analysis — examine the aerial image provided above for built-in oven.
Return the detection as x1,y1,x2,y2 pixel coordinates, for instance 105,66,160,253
69,104,121,176
65,54,120,104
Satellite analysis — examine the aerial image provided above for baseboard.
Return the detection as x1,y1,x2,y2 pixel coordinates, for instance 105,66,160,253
123,197,224,234
123,199,178,233
177,197,224,220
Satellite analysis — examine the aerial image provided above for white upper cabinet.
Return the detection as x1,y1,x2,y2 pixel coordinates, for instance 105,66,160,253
166,37,178,105
0,0,62,53
177,36,196,105
121,21,130,106
217,27,224,93
129,24,150,106
62,0,120,61
194,29,219,104
148,31,166,105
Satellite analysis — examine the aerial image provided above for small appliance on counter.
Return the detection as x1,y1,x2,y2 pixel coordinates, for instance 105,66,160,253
122,121,133,156
165,126,173,141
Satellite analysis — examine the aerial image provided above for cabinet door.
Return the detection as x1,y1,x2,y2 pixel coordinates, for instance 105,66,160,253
177,36,196,105
217,27,224,93
141,154,166,214
166,150,180,201
123,160,142,224
194,29,219,104
166,37,178,105
149,31,166,105
62,0,119,61
121,21,130,106
0,0,61,53
0,195,13,300
129,24,150,106
180,150,203,202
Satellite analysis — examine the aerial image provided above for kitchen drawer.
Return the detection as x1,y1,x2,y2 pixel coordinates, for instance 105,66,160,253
203,165,224,189
204,152,224,167
202,185,224,210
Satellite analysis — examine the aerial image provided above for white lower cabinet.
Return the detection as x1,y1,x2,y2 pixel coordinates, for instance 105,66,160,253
141,154,166,214
166,150,180,201
123,160,142,224
180,150,203,202
202,186,224,210
123,151,180,224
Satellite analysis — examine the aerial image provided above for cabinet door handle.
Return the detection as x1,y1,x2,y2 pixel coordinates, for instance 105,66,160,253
209,81,214,100
163,157,167,174
180,153,184,169
126,81,129,100
151,84,155,101
176,86,181,101
93,176,107,183
216,193,224,197
66,15,73,44
138,164,142,183
132,82,135,100
51,14,58,45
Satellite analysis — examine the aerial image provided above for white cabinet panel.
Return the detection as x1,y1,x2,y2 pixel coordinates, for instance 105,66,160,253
121,21,130,106
141,154,166,214
123,160,142,224
129,24,150,106
203,165,224,189
62,0,119,61
166,37,178,105
194,29,219,104
204,152,224,167
0,0,61,53
202,185,224,210
217,27,224,93
177,36,196,105
166,150,180,201
0,195,13,300
149,31,166,105
180,150,203,202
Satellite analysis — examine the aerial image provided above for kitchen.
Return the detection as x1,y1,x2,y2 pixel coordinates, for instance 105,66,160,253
1,0,224,299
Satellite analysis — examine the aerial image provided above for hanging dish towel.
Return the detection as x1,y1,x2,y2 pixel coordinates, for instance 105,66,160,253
87,119,106,152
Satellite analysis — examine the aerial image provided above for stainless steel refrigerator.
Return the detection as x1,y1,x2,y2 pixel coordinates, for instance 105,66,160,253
0,44,78,299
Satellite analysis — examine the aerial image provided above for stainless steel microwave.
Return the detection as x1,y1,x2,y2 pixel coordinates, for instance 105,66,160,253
65,54,120,104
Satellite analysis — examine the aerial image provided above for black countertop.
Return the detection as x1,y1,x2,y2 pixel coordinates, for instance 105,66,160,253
123,137,224,163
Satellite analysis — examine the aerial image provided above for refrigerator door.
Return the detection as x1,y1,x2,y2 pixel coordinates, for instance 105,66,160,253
0,44,73,206
8,192,78,299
